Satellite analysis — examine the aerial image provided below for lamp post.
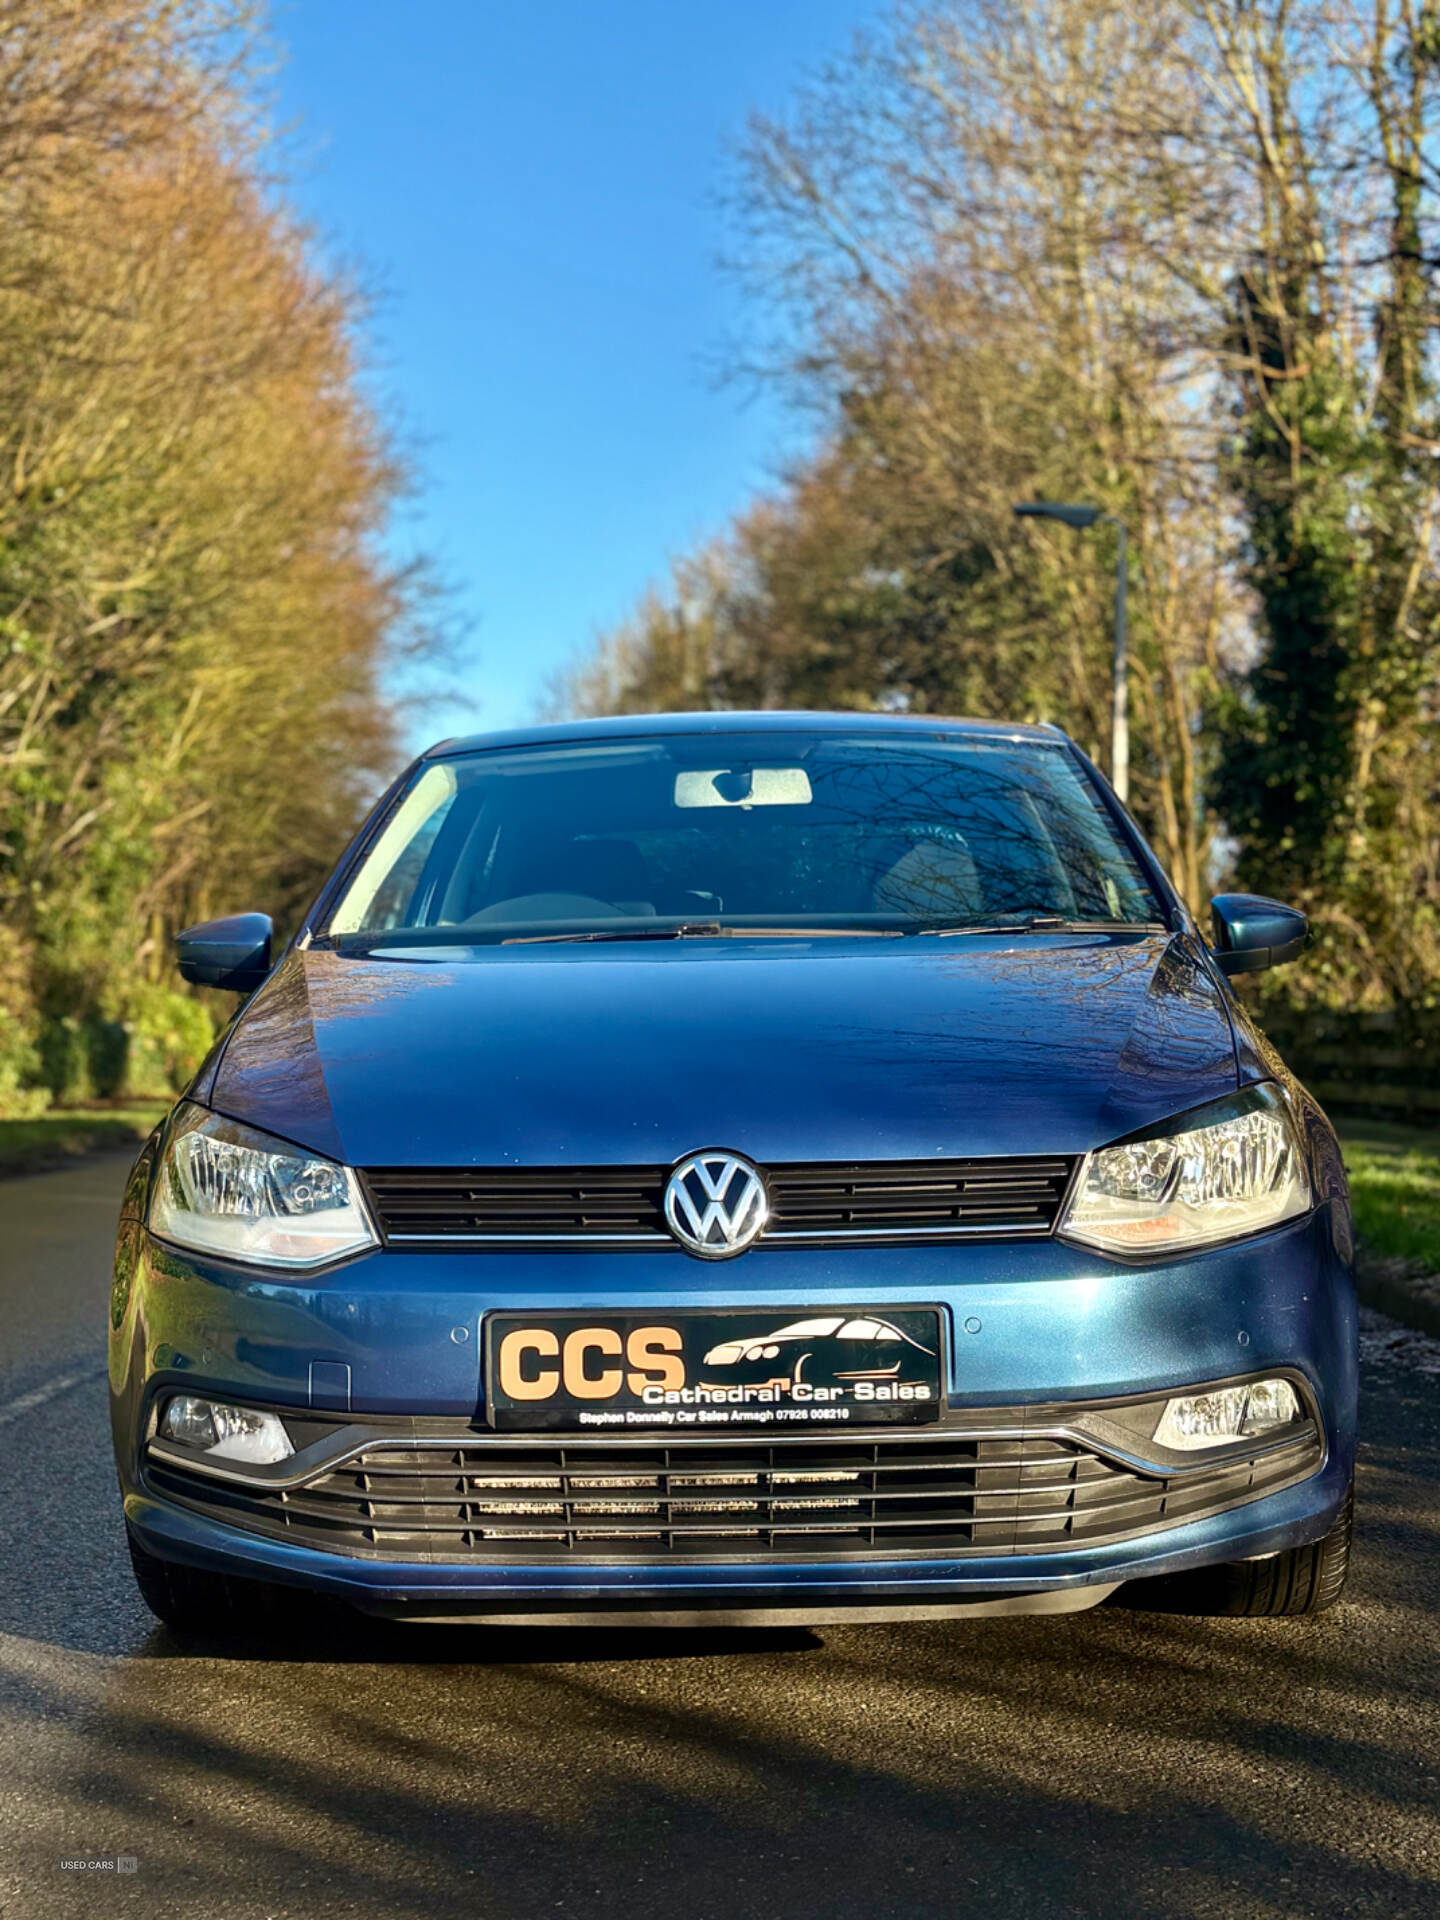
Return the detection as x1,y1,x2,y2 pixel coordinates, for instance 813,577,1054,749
1012,501,1129,804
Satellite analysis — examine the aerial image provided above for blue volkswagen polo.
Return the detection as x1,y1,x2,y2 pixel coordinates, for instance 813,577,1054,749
111,713,1357,1632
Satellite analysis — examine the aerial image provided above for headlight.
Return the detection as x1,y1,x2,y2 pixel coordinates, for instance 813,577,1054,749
1059,1085,1309,1255
149,1102,377,1269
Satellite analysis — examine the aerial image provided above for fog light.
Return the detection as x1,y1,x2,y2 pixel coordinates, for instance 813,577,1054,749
158,1395,294,1465
1153,1379,1301,1451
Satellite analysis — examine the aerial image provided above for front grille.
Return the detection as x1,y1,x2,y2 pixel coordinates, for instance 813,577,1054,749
362,1155,1077,1246
769,1159,1074,1235
364,1166,666,1242
146,1424,1322,1563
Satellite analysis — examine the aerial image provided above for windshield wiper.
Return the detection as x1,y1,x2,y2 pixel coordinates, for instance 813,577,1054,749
908,917,1169,938
502,923,906,946
503,922,725,946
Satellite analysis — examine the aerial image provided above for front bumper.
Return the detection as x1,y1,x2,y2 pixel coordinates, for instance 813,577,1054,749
112,1205,1357,1617
123,1465,1351,1623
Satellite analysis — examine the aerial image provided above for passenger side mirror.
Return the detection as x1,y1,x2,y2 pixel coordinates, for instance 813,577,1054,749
175,913,274,993
1209,894,1307,976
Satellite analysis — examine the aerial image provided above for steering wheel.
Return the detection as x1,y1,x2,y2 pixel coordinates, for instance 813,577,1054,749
461,891,622,925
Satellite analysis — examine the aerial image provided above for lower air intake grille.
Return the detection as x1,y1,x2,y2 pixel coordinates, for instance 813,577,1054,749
147,1425,1322,1563
362,1156,1077,1246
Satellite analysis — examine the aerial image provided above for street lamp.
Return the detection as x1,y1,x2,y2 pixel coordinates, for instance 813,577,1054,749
1012,501,1129,804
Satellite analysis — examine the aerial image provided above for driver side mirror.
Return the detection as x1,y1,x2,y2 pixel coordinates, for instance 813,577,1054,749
1209,894,1307,976
175,913,274,993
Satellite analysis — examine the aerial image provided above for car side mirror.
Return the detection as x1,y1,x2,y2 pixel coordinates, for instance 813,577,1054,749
1209,894,1307,976
175,913,274,993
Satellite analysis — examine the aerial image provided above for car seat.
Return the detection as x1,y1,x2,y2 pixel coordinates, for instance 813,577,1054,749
872,835,983,923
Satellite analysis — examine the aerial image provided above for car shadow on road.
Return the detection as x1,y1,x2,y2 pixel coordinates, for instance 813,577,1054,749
7,1594,1440,1920
134,1606,827,1667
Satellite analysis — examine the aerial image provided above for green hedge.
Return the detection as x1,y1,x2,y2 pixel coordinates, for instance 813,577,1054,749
0,987,214,1117
1257,1007,1440,1122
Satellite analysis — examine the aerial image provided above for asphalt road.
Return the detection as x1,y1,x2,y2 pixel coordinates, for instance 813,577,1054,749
1,1156,1437,1920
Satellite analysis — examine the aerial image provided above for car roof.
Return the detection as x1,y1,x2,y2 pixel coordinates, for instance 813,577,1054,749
423,710,1072,760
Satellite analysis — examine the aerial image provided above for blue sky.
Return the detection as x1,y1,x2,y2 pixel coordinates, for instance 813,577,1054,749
272,1,883,748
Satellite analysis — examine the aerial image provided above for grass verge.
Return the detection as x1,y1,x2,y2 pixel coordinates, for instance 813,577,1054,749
1336,1120,1440,1273
0,1103,170,1180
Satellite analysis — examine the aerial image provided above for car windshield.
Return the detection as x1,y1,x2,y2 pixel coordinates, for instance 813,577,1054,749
324,730,1164,944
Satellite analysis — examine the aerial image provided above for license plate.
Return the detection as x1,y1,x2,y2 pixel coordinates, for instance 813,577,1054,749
484,1307,943,1432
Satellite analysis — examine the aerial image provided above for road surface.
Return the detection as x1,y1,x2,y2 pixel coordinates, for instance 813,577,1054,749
1,1153,1437,1919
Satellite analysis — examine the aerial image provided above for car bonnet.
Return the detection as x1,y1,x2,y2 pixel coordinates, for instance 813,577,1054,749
201,930,1239,1168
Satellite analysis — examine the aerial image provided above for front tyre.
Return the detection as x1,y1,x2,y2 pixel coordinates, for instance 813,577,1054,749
1121,1484,1354,1618
126,1528,293,1636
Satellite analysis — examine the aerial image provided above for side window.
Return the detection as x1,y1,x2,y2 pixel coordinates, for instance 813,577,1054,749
360,805,451,929
331,763,458,933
